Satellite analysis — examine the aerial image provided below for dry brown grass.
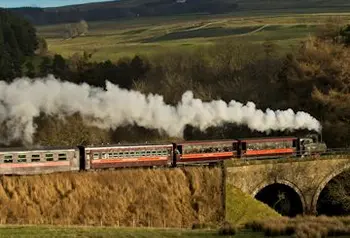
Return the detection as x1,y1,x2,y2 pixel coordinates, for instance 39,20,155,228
0,167,223,228
245,215,350,237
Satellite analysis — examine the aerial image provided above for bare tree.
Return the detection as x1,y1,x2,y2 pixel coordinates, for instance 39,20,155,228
63,24,75,39
77,20,89,36
62,20,88,40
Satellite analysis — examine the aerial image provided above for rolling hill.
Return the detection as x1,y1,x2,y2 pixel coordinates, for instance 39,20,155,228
7,0,350,26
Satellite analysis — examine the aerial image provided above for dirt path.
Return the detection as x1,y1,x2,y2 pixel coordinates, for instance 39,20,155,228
239,24,270,35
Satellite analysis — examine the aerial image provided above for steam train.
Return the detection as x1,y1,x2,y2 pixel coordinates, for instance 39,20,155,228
0,134,327,175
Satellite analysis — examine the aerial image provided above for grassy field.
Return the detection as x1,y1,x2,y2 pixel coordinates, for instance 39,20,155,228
37,12,350,62
0,225,268,238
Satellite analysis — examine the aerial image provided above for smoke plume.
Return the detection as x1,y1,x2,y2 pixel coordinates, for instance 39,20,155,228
0,75,322,145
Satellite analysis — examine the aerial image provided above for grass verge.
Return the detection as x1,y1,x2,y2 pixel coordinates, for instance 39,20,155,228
225,183,281,225
245,216,350,237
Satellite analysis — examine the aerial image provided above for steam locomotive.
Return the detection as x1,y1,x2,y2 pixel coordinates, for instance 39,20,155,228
0,134,327,175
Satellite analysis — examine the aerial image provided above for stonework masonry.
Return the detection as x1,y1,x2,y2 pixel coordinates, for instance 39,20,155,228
226,156,350,214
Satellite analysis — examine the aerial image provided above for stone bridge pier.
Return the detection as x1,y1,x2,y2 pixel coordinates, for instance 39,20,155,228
226,156,350,215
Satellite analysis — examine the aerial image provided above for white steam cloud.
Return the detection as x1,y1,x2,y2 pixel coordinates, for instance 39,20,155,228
0,75,321,145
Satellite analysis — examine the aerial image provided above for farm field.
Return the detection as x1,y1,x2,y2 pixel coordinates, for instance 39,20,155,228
37,12,350,62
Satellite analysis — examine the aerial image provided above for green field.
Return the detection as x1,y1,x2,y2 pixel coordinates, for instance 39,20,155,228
37,12,350,62
0,226,274,238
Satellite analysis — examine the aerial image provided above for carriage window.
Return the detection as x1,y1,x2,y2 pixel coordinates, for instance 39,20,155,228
222,146,229,152
58,153,67,161
233,143,238,150
130,152,135,157
113,153,119,157
125,152,129,157
152,151,156,155
108,153,113,157
135,151,140,156
140,151,146,156
46,153,54,161
204,145,213,153
93,153,100,159
118,152,123,157
4,156,13,163
17,154,27,162
18,157,27,163
3,154,12,163
146,151,151,156
31,154,40,162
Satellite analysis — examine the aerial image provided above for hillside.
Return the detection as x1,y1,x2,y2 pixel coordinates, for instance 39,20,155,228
7,0,350,25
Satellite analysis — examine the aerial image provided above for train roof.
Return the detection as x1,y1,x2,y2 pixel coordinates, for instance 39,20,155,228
238,136,298,143
84,142,173,150
177,139,237,145
0,145,77,153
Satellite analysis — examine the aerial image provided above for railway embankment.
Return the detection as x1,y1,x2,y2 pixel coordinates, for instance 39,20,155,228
0,166,279,227
0,167,223,227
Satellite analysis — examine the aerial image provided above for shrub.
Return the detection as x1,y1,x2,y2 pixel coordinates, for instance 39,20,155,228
218,221,237,236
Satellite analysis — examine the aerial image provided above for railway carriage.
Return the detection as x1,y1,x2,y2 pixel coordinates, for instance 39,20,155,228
82,143,174,169
173,139,238,165
238,137,298,159
0,146,79,175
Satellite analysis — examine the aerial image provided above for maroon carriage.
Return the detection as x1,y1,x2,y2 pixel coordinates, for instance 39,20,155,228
83,143,174,169
173,139,238,165
238,137,298,159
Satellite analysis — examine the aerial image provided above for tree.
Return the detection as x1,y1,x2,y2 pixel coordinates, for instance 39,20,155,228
63,24,77,39
36,36,48,55
340,24,350,46
77,20,89,36
38,56,52,77
52,54,68,79
63,20,88,39
25,61,35,78
0,9,38,81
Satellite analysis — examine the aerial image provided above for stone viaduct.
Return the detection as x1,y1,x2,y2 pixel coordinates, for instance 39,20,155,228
226,155,350,215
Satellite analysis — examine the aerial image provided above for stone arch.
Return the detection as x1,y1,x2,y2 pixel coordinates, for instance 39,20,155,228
252,178,306,214
312,163,350,214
